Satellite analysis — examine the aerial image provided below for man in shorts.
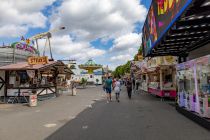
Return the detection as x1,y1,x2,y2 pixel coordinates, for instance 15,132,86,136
105,76,112,103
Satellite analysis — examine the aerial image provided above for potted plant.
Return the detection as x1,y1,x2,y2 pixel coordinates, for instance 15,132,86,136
81,78,87,88
96,79,99,85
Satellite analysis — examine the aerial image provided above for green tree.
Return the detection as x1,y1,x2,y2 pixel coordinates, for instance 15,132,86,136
113,45,142,77
112,61,130,78
80,78,87,88
96,79,99,85
138,46,143,55
134,54,138,61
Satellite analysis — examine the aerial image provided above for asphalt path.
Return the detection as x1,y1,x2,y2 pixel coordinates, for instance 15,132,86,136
0,86,103,140
46,87,210,140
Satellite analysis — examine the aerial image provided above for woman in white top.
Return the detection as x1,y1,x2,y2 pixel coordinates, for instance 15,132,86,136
114,78,121,102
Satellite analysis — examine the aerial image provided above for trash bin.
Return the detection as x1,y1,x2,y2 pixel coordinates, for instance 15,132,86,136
72,87,77,96
29,94,37,107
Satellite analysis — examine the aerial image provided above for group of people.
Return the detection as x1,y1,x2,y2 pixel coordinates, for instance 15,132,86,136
103,76,133,103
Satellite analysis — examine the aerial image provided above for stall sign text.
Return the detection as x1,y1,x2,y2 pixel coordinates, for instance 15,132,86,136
11,42,39,54
28,56,49,65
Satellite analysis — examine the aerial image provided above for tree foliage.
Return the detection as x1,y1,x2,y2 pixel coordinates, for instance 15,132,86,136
138,46,143,55
134,54,138,61
81,78,87,84
134,45,143,61
112,61,130,78
112,45,142,78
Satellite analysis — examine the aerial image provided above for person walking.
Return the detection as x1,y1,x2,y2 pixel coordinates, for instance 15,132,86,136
136,78,140,90
112,78,116,89
114,78,121,102
132,78,136,91
126,77,132,99
105,76,112,103
102,77,107,92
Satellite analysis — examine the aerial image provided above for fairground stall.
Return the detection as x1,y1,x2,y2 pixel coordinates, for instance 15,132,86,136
0,56,73,103
139,60,149,92
147,56,177,98
177,55,210,118
142,0,210,128
130,61,142,89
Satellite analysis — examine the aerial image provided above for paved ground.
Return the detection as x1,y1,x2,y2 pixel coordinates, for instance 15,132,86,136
0,86,210,140
46,87,210,140
0,87,104,140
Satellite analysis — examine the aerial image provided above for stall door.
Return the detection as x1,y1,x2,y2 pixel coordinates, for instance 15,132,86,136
0,71,5,96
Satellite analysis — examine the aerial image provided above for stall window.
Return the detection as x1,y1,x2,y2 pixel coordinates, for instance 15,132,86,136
165,75,172,82
18,71,29,85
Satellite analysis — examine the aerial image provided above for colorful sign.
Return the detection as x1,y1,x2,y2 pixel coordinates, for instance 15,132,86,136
11,42,39,54
147,56,177,67
164,56,177,65
28,56,49,65
143,0,192,56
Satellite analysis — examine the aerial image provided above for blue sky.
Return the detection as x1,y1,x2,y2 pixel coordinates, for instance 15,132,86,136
0,0,151,69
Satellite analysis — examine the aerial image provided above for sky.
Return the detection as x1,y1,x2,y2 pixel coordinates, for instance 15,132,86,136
0,0,152,70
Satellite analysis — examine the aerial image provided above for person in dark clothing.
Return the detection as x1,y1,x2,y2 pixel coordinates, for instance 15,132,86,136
136,79,140,90
105,76,113,103
132,78,136,90
126,77,132,99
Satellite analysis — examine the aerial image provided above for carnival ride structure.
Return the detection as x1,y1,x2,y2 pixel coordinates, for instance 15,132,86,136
29,27,65,60
0,27,65,66
79,59,102,74
76,59,103,85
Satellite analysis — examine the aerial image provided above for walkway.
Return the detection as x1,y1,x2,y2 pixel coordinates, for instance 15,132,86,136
0,87,103,140
46,87,210,140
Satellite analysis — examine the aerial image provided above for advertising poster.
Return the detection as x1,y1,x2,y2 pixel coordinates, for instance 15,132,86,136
143,0,192,56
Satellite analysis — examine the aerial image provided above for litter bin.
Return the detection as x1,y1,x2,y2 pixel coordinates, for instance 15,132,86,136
72,87,77,96
29,94,37,107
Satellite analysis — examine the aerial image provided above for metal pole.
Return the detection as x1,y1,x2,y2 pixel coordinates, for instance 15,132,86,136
43,39,48,56
48,37,53,60
12,45,15,64
35,39,40,56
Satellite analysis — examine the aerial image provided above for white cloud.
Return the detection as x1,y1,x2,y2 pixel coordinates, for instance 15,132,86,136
14,0,56,13
110,33,141,52
106,53,132,70
0,0,56,37
48,0,146,69
110,54,132,62
38,35,106,61
50,0,147,41
0,25,28,38
101,33,142,69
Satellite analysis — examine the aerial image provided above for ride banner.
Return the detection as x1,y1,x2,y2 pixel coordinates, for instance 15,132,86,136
142,0,192,56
